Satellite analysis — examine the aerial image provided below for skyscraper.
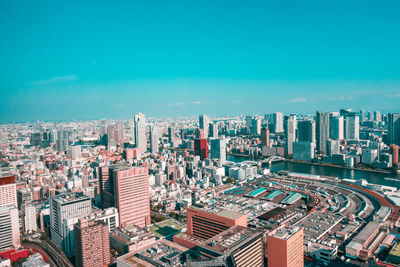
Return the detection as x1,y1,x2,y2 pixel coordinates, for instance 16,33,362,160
261,127,270,146
345,113,359,140
149,125,159,154
209,123,219,138
267,227,304,267
285,115,297,155
113,166,150,228
134,113,147,154
0,206,20,250
297,120,315,143
168,126,175,142
74,218,110,267
330,116,344,140
273,112,284,133
50,192,92,256
210,139,226,163
199,114,209,138
388,113,400,146
56,130,69,152
99,119,108,145
316,111,330,154
194,139,208,160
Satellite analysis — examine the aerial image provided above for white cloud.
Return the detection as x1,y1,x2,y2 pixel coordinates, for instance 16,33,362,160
288,97,307,103
192,100,201,105
232,100,243,104
29,75,78,85
167,102,184,107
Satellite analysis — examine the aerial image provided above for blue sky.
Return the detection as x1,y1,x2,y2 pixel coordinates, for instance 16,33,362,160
1,0,399,122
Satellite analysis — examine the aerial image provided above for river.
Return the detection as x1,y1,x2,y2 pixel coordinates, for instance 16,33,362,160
227,155,400,188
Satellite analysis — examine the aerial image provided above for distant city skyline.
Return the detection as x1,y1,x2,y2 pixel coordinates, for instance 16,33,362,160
1,0,400,122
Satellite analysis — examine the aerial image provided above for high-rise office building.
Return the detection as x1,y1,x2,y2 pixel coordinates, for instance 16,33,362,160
374,111,381,122
251,117,261,135
267,227,304,267
30,132,42,146
194,139,208,160
0,206,20,250
56,130,69,152
185,206,247,240
199,115,209,138
210,139,226,163
297,120,315,143
99,167,114,209
388,113,400,146
22,203,37,233
99,119,108,145
330,116,344,140
345,113,359,140
273,112,284,133
149,125,159,154
113,166,150,228
50,192,92,256
285,115,297,155
168,127,175,142
210,123,219,138
134,113,147,154
261,127,270,146
0,175,17,208
74,218,110,267
316,111,330,154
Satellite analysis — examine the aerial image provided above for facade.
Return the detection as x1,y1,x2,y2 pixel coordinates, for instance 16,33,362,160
316,111,330,154
210,139,226,163
297,120,315,143
388,113,400,146
185,206,247,240
74,218,110,267
113,166,150,228
149,125,159,154
327,139,341,156
329,116,344,140
168,126,175,142
292,142,315,161
210,123,219,138
261,127,270,146
345,113,360,140
390,144,399,165
49,192,92,257
267,227,304,267
199,115,209,138
22,203,37,233
0,206,20,250
285,115,297,155
194,138,208,160
273,112,284,133
134,113,147,154
0,176,17,208
56,130,69,152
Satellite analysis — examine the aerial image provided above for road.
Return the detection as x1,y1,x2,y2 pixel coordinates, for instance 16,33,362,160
22,240,74,267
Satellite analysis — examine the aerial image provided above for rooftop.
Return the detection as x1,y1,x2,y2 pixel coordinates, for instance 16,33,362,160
190,205,244,220
269,227,302,240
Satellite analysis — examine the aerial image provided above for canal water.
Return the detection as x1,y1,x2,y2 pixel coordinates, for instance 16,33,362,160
227,155,400,188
